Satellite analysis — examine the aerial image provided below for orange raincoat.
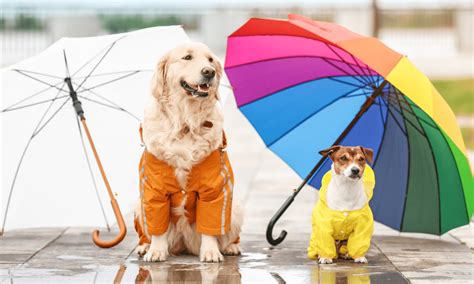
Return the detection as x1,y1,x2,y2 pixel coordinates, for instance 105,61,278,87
135,129,234,245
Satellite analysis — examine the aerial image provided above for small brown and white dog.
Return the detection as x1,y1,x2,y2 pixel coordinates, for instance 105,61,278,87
308,145,374,264
134,42,242,262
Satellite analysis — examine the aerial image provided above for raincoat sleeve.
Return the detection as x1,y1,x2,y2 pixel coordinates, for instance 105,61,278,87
308,172,337,259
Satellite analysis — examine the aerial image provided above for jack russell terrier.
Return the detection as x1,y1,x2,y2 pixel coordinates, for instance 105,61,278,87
308,145,375,264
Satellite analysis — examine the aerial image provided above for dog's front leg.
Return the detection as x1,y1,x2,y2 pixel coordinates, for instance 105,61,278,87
200,234,223,262
143,231,169,262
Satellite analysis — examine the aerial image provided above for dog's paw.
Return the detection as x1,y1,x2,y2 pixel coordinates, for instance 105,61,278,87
136,244,150,256
318,257,333,264
354,256,368,264
200,235,223,262
143,247,169,262
222,243,241,256
200,248,223,262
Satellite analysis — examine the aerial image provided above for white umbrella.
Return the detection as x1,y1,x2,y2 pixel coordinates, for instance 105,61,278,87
0,26,230,247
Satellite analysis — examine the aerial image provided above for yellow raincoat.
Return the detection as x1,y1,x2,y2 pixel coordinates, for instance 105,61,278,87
308,166,375,260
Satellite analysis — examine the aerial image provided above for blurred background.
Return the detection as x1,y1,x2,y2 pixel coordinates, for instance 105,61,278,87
1,0,472,153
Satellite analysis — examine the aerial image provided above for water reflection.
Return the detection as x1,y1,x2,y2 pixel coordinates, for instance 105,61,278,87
114,257,406,284
130,263,241,283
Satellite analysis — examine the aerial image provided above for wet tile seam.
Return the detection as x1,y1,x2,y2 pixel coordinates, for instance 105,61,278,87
124,244,138,261
371,241,410,283
20,227,69,266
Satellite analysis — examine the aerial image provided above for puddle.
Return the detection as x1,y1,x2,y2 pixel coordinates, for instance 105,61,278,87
240,252,268,261
0,262,409,283
1,251,408,283
57,255,93,260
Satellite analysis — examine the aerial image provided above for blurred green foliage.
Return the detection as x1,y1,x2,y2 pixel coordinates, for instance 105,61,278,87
382,10,453,28
433,78,473,149
14,13,44,30
100,15,181,33
433,79,473,115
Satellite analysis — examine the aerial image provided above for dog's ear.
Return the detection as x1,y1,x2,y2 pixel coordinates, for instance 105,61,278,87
360,147,374,164
214,58,223,101
319,145,341,161
151,53,170,99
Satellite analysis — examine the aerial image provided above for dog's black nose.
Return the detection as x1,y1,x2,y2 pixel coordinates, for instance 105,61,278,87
201,67,215,79
351,167,360,175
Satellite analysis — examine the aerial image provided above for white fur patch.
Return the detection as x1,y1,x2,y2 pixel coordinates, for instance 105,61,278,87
326,165,367,211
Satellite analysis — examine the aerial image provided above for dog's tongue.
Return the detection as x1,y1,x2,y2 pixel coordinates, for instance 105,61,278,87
198,83,210,92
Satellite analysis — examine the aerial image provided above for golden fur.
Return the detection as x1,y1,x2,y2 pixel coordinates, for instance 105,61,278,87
135,42,242,262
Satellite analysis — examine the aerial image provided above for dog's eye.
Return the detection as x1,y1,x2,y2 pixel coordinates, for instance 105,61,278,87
208,57,213,63
340,156,348,161
182,55,192,60
358,157,365,161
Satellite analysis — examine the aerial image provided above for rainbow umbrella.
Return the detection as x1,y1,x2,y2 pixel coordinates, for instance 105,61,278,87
224,14,473,245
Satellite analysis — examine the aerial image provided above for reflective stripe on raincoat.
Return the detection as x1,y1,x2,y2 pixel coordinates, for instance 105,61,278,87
308,166,375,259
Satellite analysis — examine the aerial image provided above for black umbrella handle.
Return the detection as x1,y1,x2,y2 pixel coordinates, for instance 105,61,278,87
266,194,295,246
265,80,389,246
65,77,84,118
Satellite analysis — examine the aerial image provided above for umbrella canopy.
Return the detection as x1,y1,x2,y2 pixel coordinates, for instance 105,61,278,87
225,14,473,235
1,26,231,233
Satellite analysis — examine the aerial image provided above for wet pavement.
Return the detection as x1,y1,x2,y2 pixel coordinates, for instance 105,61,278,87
1,96,473,283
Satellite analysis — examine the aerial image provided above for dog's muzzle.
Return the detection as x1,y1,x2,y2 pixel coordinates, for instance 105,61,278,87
180,80,210,98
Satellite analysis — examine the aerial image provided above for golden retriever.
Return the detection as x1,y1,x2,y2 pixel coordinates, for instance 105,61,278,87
134,42,242,262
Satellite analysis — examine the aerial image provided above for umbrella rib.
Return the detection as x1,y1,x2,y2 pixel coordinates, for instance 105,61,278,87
72,82,141,122
76,71,140,94
266,85,365,148
380,97,408,137
13,70,68,94
377,97,387,125
1,80,65,112
395,95,411,233
372,97,390,167
327,76,369,88
78,95,123,110
1,95,69,113
12,69,63,80
72,69,152,80
321,57,370,87
349,54,375,85
324,43,372,86
78,95,141,122
71,35,127,78
1,82,66,233
75,36,126,90
383,93,430,138
74,113,111,231
32,97,71,138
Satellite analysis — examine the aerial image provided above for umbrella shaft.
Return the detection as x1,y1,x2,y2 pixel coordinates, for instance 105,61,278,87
80,118,115,201
295,79,388,194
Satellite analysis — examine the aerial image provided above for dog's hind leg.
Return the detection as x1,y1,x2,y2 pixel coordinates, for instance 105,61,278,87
218,201,243,256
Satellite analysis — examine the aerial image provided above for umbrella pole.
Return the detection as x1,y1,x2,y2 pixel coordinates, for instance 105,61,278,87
65,78,127,248
266,80,388,246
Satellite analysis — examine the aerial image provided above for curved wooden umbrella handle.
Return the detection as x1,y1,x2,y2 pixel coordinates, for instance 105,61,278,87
80,117,127,248
92,199,127,248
